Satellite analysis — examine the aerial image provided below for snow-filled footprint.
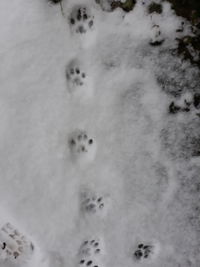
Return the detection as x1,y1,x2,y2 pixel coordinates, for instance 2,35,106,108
80,189,110,217
66,59,94,100
149,24,164,46
68,130,97,166
133,241,160,263
69,5,96,47
78,238,105,267
0,223,34,265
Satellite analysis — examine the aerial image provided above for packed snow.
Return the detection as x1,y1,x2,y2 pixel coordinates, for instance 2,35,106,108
0,0,200,266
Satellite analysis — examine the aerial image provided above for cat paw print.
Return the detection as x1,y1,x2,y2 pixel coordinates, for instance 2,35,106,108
69,5,95,35
0,223,34,264
80,190,110,217
66,59,93,99
79,238,104,257
69,5,97,47
68,130,97,165
78,238,105,267
133,242,160,262
149,25,164,46
66,65,86,87
82,196,104,214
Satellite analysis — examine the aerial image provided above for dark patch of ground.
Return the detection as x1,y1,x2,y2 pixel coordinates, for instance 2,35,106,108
166,0,200,68
148,2,163,14
166,0,200,24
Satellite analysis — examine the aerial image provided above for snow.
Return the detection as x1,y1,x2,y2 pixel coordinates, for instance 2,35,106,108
0,0,200,266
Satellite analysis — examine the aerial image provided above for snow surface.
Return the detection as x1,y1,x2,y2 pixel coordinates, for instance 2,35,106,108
0,0,200,266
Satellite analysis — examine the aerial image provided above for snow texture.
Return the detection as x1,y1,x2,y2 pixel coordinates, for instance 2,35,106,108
0,0,200,266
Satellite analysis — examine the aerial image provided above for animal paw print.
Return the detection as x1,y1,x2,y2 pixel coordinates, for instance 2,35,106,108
66,60,87,88
79,238,103,257
66,59,93,99
133,242,160,262
78,238,105,267
0,223,34,264
82,195,105,214
69,5,95,35
80,190,110,216
68,130,97,165
149,25,164,46
66,65,86,87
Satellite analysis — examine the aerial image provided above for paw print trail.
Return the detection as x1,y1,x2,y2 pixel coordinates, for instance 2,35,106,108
64,4,108,256
64,2,125,267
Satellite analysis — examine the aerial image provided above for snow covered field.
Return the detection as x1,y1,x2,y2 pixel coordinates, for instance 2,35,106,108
0,0,200,266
